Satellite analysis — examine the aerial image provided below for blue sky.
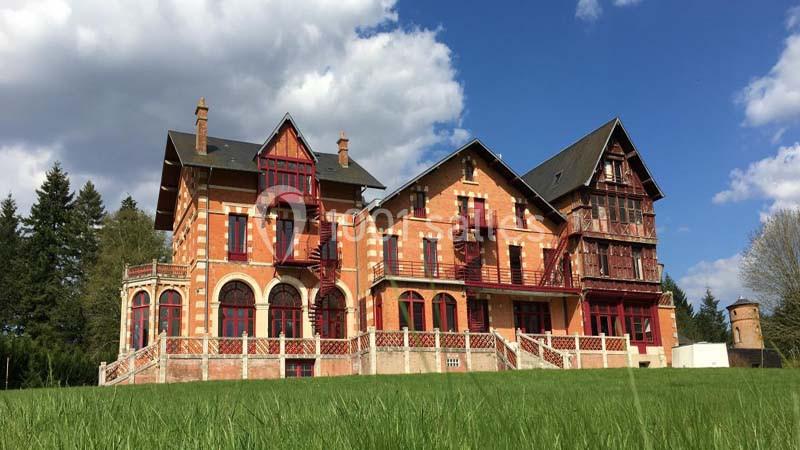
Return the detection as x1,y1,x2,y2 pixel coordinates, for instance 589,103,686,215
397,0,800,305
2,0,799,306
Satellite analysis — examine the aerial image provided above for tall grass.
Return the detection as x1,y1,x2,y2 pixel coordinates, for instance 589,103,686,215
0,369,797,449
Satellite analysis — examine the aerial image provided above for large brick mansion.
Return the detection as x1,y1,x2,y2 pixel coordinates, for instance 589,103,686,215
99,99,676,385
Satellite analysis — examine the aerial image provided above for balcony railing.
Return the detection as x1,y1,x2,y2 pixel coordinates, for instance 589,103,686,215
274,233,322,266
372,260,579,292
124,261,188,281
581,253,660,283
569,210,656,240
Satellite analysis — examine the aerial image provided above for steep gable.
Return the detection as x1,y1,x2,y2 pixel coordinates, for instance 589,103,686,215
256,113,317,162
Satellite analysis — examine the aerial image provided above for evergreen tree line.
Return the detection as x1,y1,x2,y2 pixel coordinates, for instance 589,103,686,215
662,275,730,344
0,163,168,388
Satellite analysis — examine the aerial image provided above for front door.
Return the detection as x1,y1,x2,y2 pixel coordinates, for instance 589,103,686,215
276,219,294,261
467,298,489,332
473,198,486,228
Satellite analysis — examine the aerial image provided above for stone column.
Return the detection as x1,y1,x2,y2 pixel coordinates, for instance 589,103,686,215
242,332,249,380
368,327,377,375
314,334,322,377
201,335,209,381
279,333,286,379
159,332,167,384
624,333,633,368
574,332,582,369
434,328,441,373
600,333,608,368
537,338,545,369
403,327,410,374
98,362,106,386
464,330,472,371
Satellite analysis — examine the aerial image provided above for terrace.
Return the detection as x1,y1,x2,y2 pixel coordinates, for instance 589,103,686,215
123,261,188,281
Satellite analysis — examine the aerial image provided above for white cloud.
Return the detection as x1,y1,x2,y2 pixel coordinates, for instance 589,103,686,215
713,143,800,220
0,143,58,213
576,0,602,22
575,0,642,22
679,254,753,307
0,0,465,210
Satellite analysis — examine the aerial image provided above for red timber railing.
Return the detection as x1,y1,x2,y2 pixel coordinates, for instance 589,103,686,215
371,260,579,293
100,339,161,386
522,332,632,369
124,260,188,281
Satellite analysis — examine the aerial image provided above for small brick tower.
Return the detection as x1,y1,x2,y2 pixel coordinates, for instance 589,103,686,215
726,298,763,350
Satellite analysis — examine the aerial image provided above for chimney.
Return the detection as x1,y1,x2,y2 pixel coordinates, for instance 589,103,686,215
337,131,349,168
195,97,208,155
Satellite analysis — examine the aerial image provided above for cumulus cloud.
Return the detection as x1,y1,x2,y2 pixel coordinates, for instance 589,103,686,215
713,143,800,220
739,6,800,126
679,254,753,307
0,0,465,212
576,0,642,22
0,143,58,212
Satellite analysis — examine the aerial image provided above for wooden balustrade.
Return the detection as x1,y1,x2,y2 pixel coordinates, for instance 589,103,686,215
124,260,188,281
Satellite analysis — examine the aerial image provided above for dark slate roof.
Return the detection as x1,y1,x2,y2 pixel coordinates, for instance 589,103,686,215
726,298,759,309
166,130,385,188
374,139,565,222
521,117,664,203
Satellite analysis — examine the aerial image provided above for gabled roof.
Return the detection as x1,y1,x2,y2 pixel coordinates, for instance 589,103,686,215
374,139,565,222
522,118,664,203
255,112,318,162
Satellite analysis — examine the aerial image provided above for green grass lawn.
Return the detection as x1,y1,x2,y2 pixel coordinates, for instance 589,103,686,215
0,369,798,449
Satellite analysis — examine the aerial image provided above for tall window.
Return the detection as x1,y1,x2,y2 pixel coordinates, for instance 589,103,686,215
375,294,384,330
632,247,643,280
317,288,346,339
413,191,426,218
432,294,457,332
619,197,628,224
383,235,398,275
218,281,255,337
589,302,622,336
423,238,438,277
630,199,643,224
276,219,294,261
131,291,150,350
598,243,610,276
158,290,181,336
457,196,469,217
261,157,314,195
269,283,302,338
513,301,551,334
464,161,475,181
228,215,248,261
608,196,617,222
510,245,523,285
604,159,623,183
514,203,526,229
624,303,654,344
398,291,425,331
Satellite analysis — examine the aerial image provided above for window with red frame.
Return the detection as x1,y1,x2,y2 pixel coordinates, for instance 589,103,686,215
316,288,346,339
514,203,527,229
375,295,384,330
130,291,150,350
383,235,398,275
413,191,426,218
218,281,255,337
513,301,551,334
398,291,425,331
285,359,314,378
432,294,457,332
269,283,302,338
589,302,623,336
423,238,438,277
260,157,314,195
624,303,655,344
158,290,181,336
359,298,367,332
228,215,248,261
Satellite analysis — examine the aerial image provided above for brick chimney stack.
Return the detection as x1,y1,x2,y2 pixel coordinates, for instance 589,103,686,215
337,131,349,168
195,97,208,155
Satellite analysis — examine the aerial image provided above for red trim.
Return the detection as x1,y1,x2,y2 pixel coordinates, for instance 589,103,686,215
432,294,457,332
130,291,150,350
228,214,248,262
158,290,181,336
398,291,425,331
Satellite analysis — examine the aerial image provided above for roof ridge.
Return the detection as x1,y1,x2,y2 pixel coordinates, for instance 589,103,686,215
525,116,618,175
168,129,260,146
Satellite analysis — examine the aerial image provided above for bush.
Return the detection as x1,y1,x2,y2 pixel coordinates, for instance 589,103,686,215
0,335,98,389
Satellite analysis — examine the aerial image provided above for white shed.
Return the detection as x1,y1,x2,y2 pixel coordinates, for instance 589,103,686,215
671,343,730,368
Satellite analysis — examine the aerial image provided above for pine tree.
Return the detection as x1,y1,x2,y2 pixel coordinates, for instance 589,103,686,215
70,181,105,285
120,196,137,211
23,162,75,342
82,198,168,359
695,288,729,343
662,274,697,343
0,194,22,331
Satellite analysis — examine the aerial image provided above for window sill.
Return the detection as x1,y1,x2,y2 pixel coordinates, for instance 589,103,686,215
462,180,479,185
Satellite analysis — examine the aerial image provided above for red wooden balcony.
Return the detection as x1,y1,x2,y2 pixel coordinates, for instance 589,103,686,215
580,253,661,294
124,261,188,281
372,260,579,293
568,210,656,241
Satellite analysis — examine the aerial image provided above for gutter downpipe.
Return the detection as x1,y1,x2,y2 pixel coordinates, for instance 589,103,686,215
205,167,213,334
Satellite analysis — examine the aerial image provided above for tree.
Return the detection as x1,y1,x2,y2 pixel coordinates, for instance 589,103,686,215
0,194,23,331
741,209,800,359
70,181,106,284
662,273,697,342
694,288,729,343
22,163,75,342
82,198,168,359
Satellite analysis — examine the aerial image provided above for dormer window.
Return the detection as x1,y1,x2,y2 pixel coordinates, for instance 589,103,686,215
259,156,315,196
604,159,624,183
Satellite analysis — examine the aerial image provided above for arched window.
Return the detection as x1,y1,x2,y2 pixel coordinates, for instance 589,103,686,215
218,281,255,337
464,161,475,182
399,291,425,331
735,327,741,343
269,283,302,338
432,294,457,332
130,291,150,350
317,288,346,339
158,290,182,336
